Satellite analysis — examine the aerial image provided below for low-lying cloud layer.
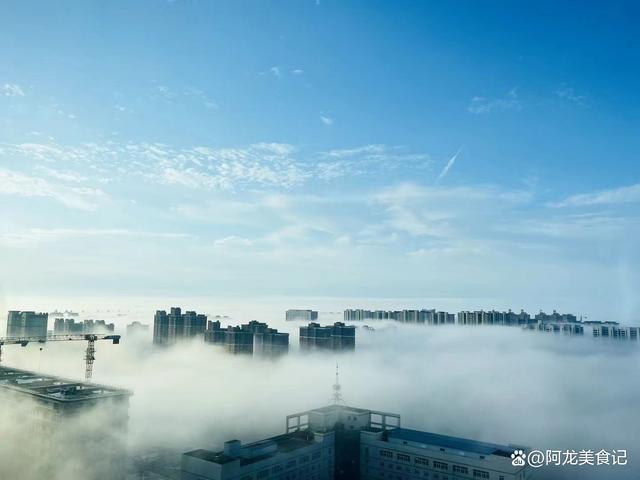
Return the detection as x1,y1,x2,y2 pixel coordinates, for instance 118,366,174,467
1,314,638,480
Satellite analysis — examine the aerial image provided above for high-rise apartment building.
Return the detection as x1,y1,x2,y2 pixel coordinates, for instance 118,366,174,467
53,318,115,335
299,322,356,351
205,320,289,355
153,307,207,345
6,311,48,339
181,404,531,480
286,309,319,321
126,321,150,336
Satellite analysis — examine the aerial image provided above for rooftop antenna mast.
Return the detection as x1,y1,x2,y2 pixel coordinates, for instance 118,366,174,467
332,363,345,405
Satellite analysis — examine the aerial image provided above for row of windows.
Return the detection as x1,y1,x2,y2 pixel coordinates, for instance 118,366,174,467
240,457,330,480
376,450,495,479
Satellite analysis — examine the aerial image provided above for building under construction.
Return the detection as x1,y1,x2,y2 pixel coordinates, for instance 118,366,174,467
0,365,132,479
299,322,356,351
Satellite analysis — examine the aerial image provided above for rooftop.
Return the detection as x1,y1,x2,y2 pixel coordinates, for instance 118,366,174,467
387,428,517,458
184,430,319,466
0,365,132,403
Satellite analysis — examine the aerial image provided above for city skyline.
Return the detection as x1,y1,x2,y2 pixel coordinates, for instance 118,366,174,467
1,2,639,322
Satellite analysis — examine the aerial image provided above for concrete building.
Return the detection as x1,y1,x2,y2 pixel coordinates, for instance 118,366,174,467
524,323,584,335
126,321,150,336
6,310,48,339
592,324,640,339
0,365,132,479
286,309,319,321
181,404,531,480
205,320,289,355
153,307,207,345
534,310,577,323
300,322,356,351
344,309,456,325
457,310,532,327
53,318,115,335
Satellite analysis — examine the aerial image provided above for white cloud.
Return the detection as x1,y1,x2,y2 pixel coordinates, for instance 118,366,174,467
554,86,586,106
320,115,334,126
550,183,640,208
269,66,282,77
2,83,25,97
291,69,304,75
0,168,106,210
467,88,520,114
213,236,254,247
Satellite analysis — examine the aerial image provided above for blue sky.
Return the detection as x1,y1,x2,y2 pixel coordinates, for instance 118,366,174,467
1,1,639,321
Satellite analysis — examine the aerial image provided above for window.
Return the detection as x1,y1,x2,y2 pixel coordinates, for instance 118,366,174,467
300,455,309,464
257,470,269,479
433,461,448,471
272,465,283,474
453,465,468,474
312,451,321,460
473,470,490,479
380,450,393,458
286,460,297,469
415,457,428,466
241,476,253,480
397,453,411,462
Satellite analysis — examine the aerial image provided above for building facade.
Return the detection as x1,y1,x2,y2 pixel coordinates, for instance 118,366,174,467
182,404,531,480
6,311,48,339
299,322,356,351
153,307,207,345
286,309,319,321
53,318,115,335
0,365,132,479
205,320,289,356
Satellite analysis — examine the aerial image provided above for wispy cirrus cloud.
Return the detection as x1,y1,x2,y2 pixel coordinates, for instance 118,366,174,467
554,85,587,107
467,88,520,114
0,167,106,210
320,115,334,126
2,83,25,97
3,141,435,192
550,183,640,208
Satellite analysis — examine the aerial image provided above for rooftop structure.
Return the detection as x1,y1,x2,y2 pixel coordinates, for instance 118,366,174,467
0,365,131,407
0,365,132,479
182,403,530,480
300,322,356,351
286,309,319,321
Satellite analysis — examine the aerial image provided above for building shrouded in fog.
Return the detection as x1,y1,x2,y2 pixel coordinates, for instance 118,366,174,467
153,307,207,345
6,310,48,339
286,309,319,321
205,320,289,356
126,321,150,336
181,404,531,480
0,365,132,479
53,318,115,335
299,322,356,351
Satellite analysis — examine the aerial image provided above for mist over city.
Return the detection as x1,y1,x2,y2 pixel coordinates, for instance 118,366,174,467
1,1,639,480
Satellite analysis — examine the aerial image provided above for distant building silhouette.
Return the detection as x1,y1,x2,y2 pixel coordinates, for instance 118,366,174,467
6,311,48,339
286,309,319,321
299,322,356,351
153,307,207,345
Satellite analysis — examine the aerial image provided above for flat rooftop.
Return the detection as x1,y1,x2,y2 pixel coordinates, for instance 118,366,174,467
0,365,132,403
387,428,516,458
184,430,319,466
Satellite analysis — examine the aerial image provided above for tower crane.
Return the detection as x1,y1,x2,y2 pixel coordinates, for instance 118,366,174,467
0,333,121,381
